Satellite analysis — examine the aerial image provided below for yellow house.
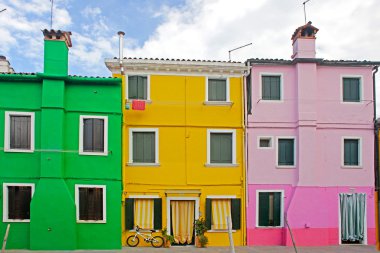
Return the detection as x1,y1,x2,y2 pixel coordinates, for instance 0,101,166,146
105,58,248,246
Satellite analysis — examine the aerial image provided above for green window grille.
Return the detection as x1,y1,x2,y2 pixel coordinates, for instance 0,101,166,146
278,139,294,166
208,79,227,101
128,76,147,100
210,133,232,164
344,139,359,166
258,192,281,227
133,132,155,163
343,78,360,102
262,75,281,100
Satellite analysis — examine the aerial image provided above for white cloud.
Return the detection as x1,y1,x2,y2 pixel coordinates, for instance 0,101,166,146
81,6,101,19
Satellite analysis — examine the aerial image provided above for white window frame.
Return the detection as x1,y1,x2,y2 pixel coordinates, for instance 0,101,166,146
276,136,296,168
204,76,232,105
125,74,151,102
257,136,273,149
3,183,35,222
341,136,362,168
75,184,106,223
79,115,108,156
259,73,283,102
4,111,35,153
206,195,237,233
206,129,237,167
256,190,284,228
128,128,159,166
340,75,363,104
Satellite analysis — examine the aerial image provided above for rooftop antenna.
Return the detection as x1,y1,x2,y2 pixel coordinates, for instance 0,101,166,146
228,42,252,61
303,0,311,24
0,8,6,13
50,0,54,29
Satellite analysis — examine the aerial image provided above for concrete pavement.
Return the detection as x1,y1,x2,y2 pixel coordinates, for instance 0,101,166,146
6,245,377,253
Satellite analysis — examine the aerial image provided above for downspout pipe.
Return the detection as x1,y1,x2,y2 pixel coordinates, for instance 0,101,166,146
372,66,379,249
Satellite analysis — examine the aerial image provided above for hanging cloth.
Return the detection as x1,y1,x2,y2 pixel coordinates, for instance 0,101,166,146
171,200,195,244
211,199,231,230
134,199,154,229
340,193,366,242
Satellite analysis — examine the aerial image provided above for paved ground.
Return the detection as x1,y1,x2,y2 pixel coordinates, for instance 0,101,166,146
6,245,378,253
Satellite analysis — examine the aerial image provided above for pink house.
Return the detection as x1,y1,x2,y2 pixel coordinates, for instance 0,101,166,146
246,22,379,246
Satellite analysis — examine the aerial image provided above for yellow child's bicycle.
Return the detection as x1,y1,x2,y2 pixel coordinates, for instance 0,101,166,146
126,225,164,248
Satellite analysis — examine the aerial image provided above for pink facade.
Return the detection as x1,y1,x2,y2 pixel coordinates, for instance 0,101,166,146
246,23,377,246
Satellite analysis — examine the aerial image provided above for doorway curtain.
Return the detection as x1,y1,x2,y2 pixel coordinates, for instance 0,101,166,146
171,200,195,244
339,193,366,242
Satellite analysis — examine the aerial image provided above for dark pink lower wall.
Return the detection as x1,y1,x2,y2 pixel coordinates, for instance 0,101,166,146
247,185,375,246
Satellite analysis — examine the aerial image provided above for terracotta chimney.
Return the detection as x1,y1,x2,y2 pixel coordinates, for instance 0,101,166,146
0,56,15,73
291,21,319,59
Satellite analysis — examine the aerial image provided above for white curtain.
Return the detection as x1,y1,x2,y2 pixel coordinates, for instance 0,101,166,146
340,193,366,242
171,201,195,244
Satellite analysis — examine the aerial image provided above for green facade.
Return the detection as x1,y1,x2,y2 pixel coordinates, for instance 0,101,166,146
0,32,122,250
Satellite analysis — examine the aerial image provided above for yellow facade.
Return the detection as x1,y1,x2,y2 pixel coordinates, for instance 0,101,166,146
107,59,247,247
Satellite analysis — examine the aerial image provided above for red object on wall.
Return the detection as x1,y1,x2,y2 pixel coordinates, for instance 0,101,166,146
132,100,145,110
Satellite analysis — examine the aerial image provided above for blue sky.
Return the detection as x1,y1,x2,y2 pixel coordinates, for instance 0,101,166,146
0,0,379,81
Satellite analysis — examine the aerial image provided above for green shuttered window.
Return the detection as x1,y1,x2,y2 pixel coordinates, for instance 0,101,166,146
344,139,359,166
205,198,241,230
128,76,147,100
208,78,227,101
262,75,281,100
343,77,360,102
278,138,294,166
125,198,162,230
258,192,282,227
133,132,156,163
210,133,232,164
83,118,105,152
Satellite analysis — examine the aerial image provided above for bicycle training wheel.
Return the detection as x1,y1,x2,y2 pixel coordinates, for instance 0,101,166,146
126,235,140,247
151,236,164,248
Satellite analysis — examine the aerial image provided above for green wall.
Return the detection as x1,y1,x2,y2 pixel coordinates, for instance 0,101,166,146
0,35,122,250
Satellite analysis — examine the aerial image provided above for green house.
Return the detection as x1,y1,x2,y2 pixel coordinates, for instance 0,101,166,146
0,30,122,250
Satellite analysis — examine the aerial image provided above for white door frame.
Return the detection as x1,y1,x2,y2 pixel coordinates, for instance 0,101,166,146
338,193,367,245
166,197,200,235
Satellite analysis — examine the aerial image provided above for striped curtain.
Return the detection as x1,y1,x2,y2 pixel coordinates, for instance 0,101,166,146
134,199,154,229
212,199,231,230
340,193,366,242
171,201,194,244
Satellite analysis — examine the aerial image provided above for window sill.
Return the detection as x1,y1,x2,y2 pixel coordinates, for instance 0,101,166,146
4,149,34,153
205,163,239,168
203,101,233,106
127,99,152,104
341,165,362,169
77,220,106,224
276,165,296,169
256,226,284,229
3,219,30,223
207,229,236,233
260,99,283,103
127,163,160,167
79,151,108,156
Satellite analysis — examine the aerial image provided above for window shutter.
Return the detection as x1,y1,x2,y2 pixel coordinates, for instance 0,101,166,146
8,186,16,219
205,198,212,230
153,198,162,230
92,119,104,152
83,119,93,152
247,74,252,114
273,192,281,226
125,198,135,230
262,77,270,100
271,77,280,100
79,188,89,220
210,133,220,163
220,134,232,163
278,139,294,165
10,116,31,149
144,132,155,163
258,192,269,226
231,199,241,230
128,76,138,99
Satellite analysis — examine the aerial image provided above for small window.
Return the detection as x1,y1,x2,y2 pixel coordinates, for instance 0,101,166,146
277,138,295,166
208,78,227,102
3,183,34,222
258,137,272,148
4,111,35,152
76,185,106,222
125,197,162,230
262,75,281,100
343,138,360,166
128,75,148,100
343,77,360,102
257,191,283,227
205,198,241,230
129,129,159,164
208,130,236,165
79,116,108,155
